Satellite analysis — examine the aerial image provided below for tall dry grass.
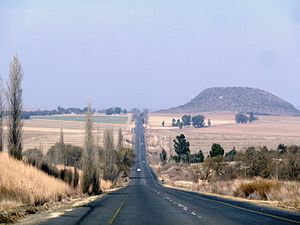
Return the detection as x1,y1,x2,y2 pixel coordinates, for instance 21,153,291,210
156,163,300,211
0,153,75,210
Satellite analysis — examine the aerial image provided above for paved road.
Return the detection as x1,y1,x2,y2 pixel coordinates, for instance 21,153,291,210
40,117,300,225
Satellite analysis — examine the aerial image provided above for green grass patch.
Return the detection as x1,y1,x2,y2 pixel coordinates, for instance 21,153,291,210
31,115,128,124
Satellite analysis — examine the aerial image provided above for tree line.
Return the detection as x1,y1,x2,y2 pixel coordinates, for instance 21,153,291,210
102,107,127,115
165,114,211,129
235,112,257,124
21,106,91,119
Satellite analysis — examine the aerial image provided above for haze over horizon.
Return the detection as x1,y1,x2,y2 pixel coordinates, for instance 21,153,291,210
1,0,300,110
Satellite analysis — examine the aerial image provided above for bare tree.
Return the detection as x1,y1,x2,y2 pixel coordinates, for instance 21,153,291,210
103,129,116,181
0,77,4,152
7,54,23,160
116,128,123,151
58,128,66,167
82,103,100,194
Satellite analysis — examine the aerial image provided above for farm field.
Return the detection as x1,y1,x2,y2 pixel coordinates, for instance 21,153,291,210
146,113,300,161
32,115,129,124
19,114,133,153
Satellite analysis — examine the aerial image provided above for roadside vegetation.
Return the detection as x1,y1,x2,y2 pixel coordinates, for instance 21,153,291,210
0,55,134,222
0,153,74,210
155,133,300,211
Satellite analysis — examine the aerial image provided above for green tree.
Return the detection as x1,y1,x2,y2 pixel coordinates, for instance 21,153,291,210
210,143,224,158
182,115,191,126
114,107,122,114
249,112,256,122
192,115,205,128
173,134,190,163
225,147,237,161
277,144,287,154
105,108,114,115
190,150,205,163
235,113,249,124
179,122,183,129
176,119,181,127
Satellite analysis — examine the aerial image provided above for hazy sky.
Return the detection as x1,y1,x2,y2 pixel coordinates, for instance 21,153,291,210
1,0,300,110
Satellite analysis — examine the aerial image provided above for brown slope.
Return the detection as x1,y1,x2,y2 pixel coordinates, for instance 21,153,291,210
160,87,300,116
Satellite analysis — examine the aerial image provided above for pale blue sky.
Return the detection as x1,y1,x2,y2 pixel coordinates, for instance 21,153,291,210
0,0,300,110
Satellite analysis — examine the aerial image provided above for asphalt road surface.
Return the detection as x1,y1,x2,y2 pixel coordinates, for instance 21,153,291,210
40,117,300,225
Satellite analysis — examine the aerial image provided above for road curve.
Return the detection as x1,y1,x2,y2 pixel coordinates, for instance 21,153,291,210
39,117,300,225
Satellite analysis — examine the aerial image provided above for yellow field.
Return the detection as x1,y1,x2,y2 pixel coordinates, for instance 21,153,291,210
18,114,134,154
0,153,75,210
146,113,300,158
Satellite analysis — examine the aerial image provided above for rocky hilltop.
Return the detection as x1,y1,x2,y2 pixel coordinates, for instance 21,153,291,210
160,87,300,116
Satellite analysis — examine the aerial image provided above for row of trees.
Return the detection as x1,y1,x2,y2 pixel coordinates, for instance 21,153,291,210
235,112,257,124
104,107,127,115
170,115,210,129
161,134,224,164
22,106,91,119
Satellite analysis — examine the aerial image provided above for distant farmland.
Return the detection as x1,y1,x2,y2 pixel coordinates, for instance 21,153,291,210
146,113,300,160
31,115,129,124
18,114,133,153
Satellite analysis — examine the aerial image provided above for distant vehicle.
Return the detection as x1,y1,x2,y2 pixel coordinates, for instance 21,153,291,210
137,168,141,172
142,161,145,164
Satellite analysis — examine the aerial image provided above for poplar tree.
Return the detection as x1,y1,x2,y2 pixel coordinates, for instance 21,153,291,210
7,55,23,160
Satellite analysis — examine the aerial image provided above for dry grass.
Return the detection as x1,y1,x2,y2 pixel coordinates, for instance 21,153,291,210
155,163,300,211
147,113,300,211
0,153,75,210
237,179,281,200
100,179,113,191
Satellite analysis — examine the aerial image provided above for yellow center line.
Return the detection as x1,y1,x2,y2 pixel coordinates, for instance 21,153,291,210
168,188,300,224
107,190,131,225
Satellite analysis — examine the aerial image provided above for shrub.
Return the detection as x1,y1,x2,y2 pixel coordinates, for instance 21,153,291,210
238,179,281,200
23,148,44,167
225,148,237,161
115,147,134,177
190,150,204,163
47,144,83,168
210,143,224,158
